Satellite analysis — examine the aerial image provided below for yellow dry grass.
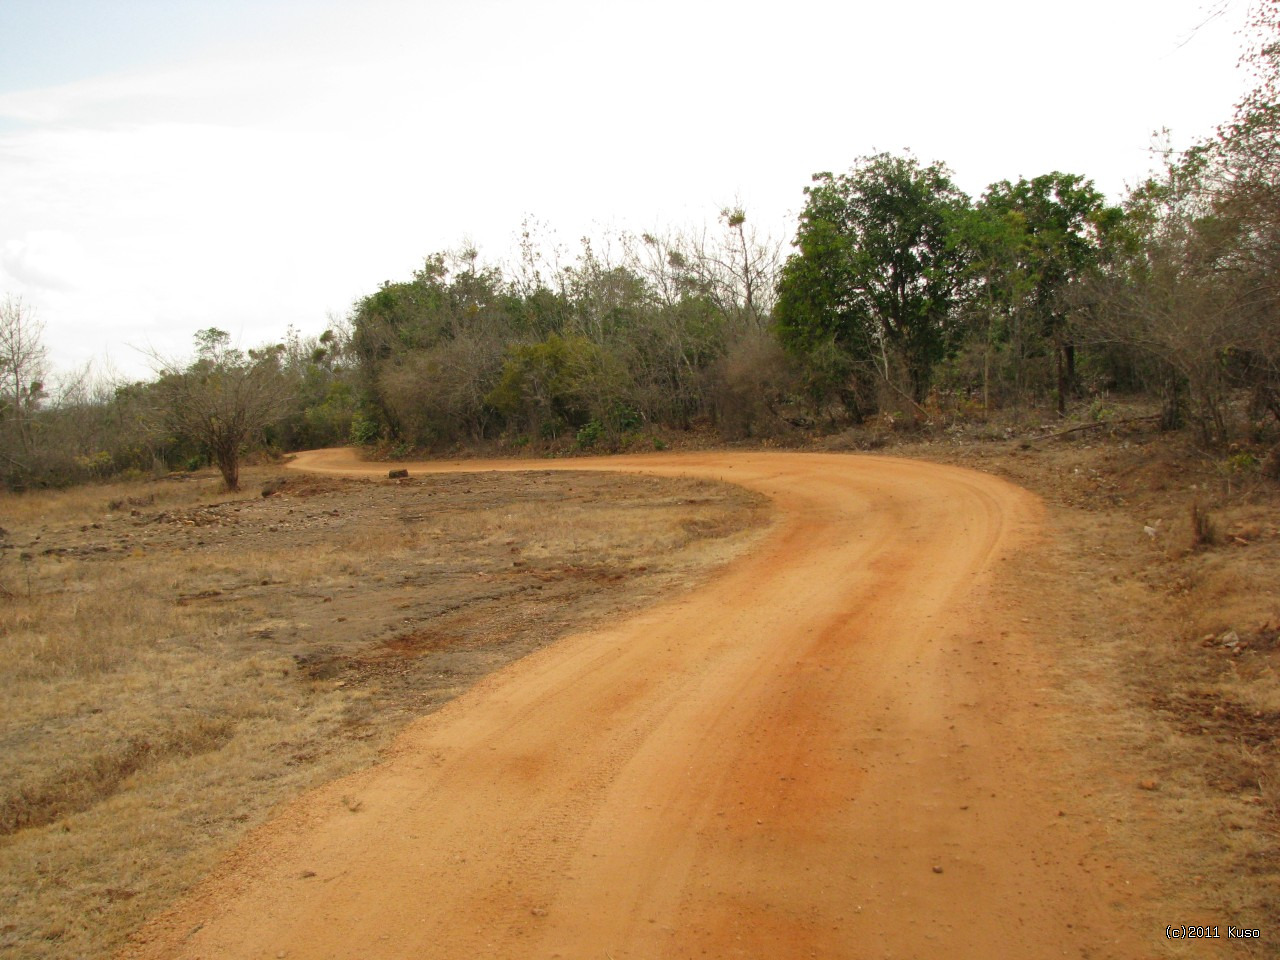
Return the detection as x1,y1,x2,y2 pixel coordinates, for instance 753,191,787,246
0,466,768,960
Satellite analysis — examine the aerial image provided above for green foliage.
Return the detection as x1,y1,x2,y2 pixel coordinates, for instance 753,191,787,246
348,414,380,446
265,327,358,451
487,334,630,439
613,405,643,432
575,419,605,448
72,450,113,477
776,153,972,405
1088,399,1116,422
348,250,511,439
1223,451,1260,474
976,173,1121,412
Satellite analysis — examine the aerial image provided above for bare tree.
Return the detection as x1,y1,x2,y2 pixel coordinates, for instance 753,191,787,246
1082,4,1280,445
151,329,293,491
686,207,783,335
0,296,48,470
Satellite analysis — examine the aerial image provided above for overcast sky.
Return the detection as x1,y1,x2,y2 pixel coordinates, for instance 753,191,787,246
0,0,1254,382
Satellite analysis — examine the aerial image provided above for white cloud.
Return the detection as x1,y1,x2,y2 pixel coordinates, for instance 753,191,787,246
1,230,92,291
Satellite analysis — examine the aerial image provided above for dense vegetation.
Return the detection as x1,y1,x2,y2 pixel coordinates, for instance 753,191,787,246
2,6,1278,490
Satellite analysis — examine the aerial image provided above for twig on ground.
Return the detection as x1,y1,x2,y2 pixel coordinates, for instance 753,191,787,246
1043,415,1161,440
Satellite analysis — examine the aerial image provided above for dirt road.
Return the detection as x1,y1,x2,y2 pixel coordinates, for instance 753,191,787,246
124,450,1147,959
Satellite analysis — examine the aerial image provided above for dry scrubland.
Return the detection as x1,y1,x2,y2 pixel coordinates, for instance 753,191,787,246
0,467,768,960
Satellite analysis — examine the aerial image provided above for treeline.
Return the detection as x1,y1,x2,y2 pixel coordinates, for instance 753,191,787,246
346,217,786,449
2,5,1277,490
0,308,355,490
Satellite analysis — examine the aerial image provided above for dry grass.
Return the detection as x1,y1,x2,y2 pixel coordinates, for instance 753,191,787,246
0,466,768,960
0,474,221,528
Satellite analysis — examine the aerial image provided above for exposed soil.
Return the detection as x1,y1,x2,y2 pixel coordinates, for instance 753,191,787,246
7,430,1277,960
0,468,766,960
118,448,1191,960
905,425,1280,954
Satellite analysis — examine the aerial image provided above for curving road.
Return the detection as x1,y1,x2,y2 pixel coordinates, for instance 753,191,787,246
124,450,1142,959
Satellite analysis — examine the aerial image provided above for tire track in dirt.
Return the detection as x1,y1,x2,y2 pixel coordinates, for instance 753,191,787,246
122,450,1147,959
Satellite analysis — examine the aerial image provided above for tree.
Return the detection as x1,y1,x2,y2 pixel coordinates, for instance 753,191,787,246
152,329,293,491
1082,4,1280,445
665,207,782,335
265,324,360,452
977,173,1121,414
378,332,504,446
485,334,630,440
348,249,519,441
0,296,48,473
948,200,1039,409
1211,1,1280,429
775,153,971,407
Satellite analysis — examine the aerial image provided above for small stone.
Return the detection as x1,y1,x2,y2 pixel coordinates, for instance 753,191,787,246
931,865,944,874
1138,779,1159,791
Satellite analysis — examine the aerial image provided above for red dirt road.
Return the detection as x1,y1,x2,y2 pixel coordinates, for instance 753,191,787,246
124,450,1146,959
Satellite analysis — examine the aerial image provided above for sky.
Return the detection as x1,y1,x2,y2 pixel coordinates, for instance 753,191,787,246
0,0,1256,383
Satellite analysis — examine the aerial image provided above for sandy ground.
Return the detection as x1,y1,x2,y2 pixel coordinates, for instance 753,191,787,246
121,449,1153,959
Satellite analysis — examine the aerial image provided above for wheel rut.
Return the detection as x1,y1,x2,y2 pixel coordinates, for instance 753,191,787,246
122,449,1145,960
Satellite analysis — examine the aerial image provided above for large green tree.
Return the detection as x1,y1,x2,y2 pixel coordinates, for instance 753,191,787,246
775,153,971,407
976,173,1121,414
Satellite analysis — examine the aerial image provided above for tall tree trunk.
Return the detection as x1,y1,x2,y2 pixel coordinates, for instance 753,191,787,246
214,441,240,492
1159,373,1184,431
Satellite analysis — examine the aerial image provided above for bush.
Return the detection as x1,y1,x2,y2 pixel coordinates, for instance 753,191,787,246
488,335,631,440
576,420,605,448
349,415,379,446
710,332,798,439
